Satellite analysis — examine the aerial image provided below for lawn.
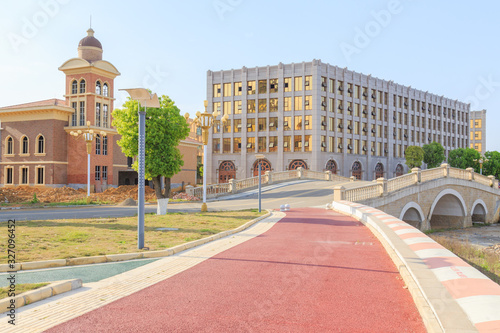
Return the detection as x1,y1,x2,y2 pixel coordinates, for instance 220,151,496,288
1,210,265,262
0,283,50,299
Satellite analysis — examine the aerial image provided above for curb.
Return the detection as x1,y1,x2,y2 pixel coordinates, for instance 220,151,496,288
0,210,272,273
0,279,82,314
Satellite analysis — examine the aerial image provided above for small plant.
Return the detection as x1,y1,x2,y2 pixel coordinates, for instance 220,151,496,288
30,193,40,204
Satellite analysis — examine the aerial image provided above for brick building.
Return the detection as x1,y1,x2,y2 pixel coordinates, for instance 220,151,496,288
0,29,201,190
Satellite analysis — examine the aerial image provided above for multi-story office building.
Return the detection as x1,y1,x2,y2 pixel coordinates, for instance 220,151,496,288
206,60,470,183
470,110,486,154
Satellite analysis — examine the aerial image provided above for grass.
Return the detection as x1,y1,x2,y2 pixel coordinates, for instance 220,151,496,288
0,283,50,299
0,210,264,262
430,235,500,284
0,199,112,208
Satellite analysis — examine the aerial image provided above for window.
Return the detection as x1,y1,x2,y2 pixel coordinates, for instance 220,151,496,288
294,96,302,111
294,77,303,91
95,166,101,180
246,137,255,152
304,115,312,130
6,137,13,155
269,98,278,112
234,119,242,133
234,101,242,114
71,102,77,126
258,80,267,94
304,135,312,151
258,118,267,131
95,135,101,155
213,138,220,152
269,117,278,131
305,96,312,110
294,135,302,150
321,96,327,111
284,78,292,92
80,79,86,93
283,136,291,152
213,84,221,97
305,76,312,90
223,119,232,133
96,81,101,95
21,136,29,155
269,136,278,152
36,167,44,185
234,137,241,153
213,102,221,115
6,167,13,184
269,79,278,93
284,97,292,112
283,116,291,131
321,77,327,92
247,100,255,113
258,137,266,152
102,166,108,180
103,83,109,97
127,157,133,168
258,99,267,113
223,101,231,115
247,118,255,132
223,83,231,97
79,101,85,126
96,103,101,127
71,80,78,94
294,116,302,130
247,81,256,95
103,136,108,155
103,104,108,127
234,82,242,96
37,135,45,154
21,167,28,185
223,138,231,153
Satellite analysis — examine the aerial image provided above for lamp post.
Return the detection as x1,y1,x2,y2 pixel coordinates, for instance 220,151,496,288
193,100,228,212
119,88,160,249
70,121,107,197
474,155,488,175
255,154,265,212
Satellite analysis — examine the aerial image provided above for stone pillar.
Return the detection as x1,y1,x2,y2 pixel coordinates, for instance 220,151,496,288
333,185,345,201
185,185,194,196
411,167,421,183
228,179,236,194
494,179,499,189
297,167,303,179
265,171,272,185
441,163,449,177
376,177,387,196
324,170,331,181
350,176,356,182
466,167,475,181
488,175,495,187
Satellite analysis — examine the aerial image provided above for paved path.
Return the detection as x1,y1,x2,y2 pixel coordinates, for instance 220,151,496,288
41,208,424,332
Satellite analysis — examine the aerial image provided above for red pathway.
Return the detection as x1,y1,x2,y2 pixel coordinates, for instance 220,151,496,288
47,208,425,332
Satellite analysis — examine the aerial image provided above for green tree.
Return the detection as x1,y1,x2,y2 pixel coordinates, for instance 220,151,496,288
423,141,445,168
483,151,500,178
448,148,480,170
404,146,424,169
112,95,190,199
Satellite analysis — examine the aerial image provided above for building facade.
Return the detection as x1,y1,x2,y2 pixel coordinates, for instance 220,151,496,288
206,59,470,183
470,110,486,154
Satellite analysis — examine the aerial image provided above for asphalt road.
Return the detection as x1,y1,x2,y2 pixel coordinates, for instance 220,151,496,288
0,180,337,221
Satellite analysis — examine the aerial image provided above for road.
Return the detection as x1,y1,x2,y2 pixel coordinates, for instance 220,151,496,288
47,208,425,332
0,180,336,221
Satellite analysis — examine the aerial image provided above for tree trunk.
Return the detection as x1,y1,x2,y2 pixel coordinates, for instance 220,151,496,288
152,176,164,199
163,177,171,198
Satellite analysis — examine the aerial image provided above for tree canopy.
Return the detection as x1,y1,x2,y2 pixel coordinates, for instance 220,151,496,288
483,151,500,179
405,146,424,169
112,95,190,198
448,148,480,170
423,141,445,169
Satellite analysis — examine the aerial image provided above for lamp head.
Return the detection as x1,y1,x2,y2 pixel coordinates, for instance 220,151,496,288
196,111,201,118
77,130,82,134
204,100,208,108
86,121,91,127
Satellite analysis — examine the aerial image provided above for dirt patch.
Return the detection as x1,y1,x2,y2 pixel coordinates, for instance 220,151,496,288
431,223,500,251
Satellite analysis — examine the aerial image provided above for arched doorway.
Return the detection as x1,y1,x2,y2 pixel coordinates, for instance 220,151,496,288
219,161,236,183
471,199,487,223
253,159,271,177
395,164,404,177
375,163,384,179
289,159,308,170
429,190,467,229
352,161,362,180
325,159,338,174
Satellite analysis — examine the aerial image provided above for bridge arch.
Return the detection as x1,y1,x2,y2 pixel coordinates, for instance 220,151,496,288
428,189,467,229
471,199,488,223
399,202,425,229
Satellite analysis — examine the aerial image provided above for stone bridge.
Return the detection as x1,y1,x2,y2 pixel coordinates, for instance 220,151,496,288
333,164,500,231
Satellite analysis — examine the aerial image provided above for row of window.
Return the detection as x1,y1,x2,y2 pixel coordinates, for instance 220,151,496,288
95,166,108,181
213,135,464,158
71,79,109,97
95,135,108,155
470,119,483,128
70,101,109,128
4,135,45,156
5,166,44,185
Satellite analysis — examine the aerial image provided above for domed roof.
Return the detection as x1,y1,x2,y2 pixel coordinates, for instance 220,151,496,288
78,28,102,49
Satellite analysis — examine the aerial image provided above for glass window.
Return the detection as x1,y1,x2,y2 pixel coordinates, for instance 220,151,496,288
71,80,78,94
258,137,266,152
270,79,278,93
329,98,334,112
321,116,327,131
223,83,231,97
21,167,28,184
80,79,86,93
294,96,302,111
22,137,28,154
321,96,327,111
95,135,101,155
71,102,77,126
234,119,242,133
103,104,109,127
247,118,255,132
6,137,13,155
37,167,44,185
304,135,312,151
223,101,231,115
304,115,312,130
329,117,334,131
103,83,109,97
321,136,327,152
234,137,241,153
234,101,242,114
269,136,278,152
329,79,334,94
294,135,302,151
213,84,221,97
258,80,267,94
213,102,221,114
283,136,291,151
305,76,312,90
96,81,101,95
305,96,312,110
79,101,85,126
258,118,267,131
294,77,303,91
283,116,291,131
284,78,292,92
234,82,242,96
247,100,255,113
223,119,232,133
247,81,256,95
347,83,353,97
337,80,343,95
223,138,231,153
269,117,278,131
247,137,255,152
354,85,360,99
321,77,327,92
95,166,101,180
258,99,267,113
37,135,44,154
96,103,101,127
103,136,108,155
213,138,220,152
294,116,302,130
284,97,292,111
102,166,108,180
6,167,13,184
269,98,278,112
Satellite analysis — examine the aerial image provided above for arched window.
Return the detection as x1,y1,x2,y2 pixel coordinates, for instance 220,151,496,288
395,164,404,177
96,103,101,127
95,134,101,155
102,136,108,156
71,80,78,94
96,81,101,95
375,163,384,179
289,159,308,170
37,135,45,154
219,160,236,183
79,79,86,93
103,83,109,97
253,159,271,177
352,161,362,180
21,136,29,154
6,137,13,155
325,159,337,174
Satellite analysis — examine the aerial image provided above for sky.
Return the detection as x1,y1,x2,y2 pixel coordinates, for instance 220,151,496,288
0,0,499,150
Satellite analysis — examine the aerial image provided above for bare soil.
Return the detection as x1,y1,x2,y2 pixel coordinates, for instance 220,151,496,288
431,223,500,256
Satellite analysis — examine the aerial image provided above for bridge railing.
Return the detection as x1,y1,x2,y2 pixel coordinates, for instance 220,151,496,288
185,167,351,200
334,163,499,202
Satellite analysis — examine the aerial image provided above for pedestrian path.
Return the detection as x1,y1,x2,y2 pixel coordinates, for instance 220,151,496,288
39,208,424,332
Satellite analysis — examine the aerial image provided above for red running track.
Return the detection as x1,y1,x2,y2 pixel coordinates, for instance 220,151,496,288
47,208,425,332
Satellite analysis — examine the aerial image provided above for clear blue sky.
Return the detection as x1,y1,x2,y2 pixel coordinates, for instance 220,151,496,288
1,0,499,150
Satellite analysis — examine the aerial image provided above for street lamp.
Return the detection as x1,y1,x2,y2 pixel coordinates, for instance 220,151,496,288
193,100,228,212
474,155,488,175
70,121,107,197
255,154,265,212
119,88,160,250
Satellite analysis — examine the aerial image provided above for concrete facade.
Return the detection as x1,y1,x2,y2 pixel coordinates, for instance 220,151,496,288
470,109,486,154
206,59,470,184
